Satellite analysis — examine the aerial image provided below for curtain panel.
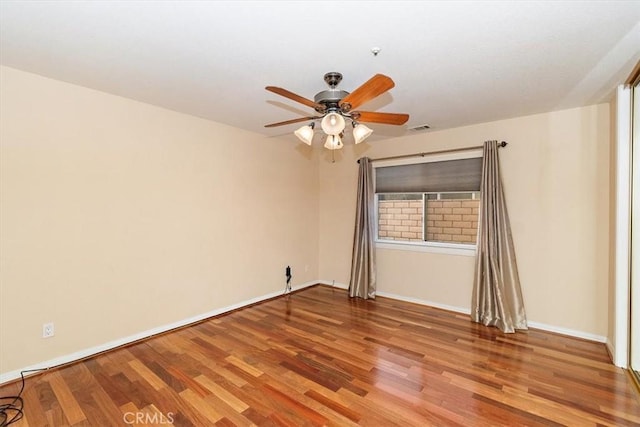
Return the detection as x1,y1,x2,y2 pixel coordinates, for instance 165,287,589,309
472,141,527,333
349,157,376,299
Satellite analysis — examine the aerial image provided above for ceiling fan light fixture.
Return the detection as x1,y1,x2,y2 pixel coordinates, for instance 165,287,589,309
294,122,315,145
324,134,343,150
321,112,346,135
352,122,373,144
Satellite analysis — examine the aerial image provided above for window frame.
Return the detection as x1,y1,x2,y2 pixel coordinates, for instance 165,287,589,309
373,149,482,257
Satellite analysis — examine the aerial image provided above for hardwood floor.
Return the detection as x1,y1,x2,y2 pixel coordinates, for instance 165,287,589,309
1,285,639,426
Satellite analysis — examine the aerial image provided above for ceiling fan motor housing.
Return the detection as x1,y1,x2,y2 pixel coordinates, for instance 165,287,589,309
315,72,352,114
314,89,349,113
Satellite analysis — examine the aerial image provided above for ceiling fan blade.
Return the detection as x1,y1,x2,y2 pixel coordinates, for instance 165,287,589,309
355,111,409,125
339,74,395,111
266,86,322,109
264,116,318,128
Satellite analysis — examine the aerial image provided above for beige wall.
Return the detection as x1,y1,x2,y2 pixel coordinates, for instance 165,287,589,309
319,104,610,337
0,66,320,375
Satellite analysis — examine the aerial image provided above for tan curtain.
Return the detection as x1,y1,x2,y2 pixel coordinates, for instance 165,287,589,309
472,141,527,333
349,157,376,299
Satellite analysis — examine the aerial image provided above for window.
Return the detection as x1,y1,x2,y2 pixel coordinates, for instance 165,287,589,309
374,152,482,252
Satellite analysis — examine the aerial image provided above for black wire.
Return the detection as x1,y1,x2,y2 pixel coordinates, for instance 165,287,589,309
284,276,292,294
0,368,48,427
284,267,292,294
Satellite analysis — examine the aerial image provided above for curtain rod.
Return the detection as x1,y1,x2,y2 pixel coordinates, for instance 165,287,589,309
357,141,507,163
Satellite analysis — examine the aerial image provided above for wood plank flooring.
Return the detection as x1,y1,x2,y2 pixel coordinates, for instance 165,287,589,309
1,285,639,426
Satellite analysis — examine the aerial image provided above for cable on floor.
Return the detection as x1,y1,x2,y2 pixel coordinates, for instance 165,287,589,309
0,368,49,426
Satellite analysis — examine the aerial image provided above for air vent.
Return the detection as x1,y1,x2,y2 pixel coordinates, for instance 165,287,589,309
409,124,431,131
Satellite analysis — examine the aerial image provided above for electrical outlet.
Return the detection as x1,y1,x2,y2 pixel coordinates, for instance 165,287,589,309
43,322,54,338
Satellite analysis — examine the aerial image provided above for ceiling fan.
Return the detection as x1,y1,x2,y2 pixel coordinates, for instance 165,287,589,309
264,72,409,150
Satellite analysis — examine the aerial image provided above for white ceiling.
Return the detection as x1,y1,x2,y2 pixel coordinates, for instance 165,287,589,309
1,1,639,144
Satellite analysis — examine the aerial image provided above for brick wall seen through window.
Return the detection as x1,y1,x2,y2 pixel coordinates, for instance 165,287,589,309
377,193,480,245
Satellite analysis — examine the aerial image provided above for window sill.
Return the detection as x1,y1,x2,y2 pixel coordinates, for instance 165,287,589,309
375,240,477,257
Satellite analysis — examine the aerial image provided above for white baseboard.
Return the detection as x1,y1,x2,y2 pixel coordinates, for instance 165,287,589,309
366,290,607,344
376,291,471,315
0,280,318,385
317,279,349,290
605,338,622,366
526,321,606,343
